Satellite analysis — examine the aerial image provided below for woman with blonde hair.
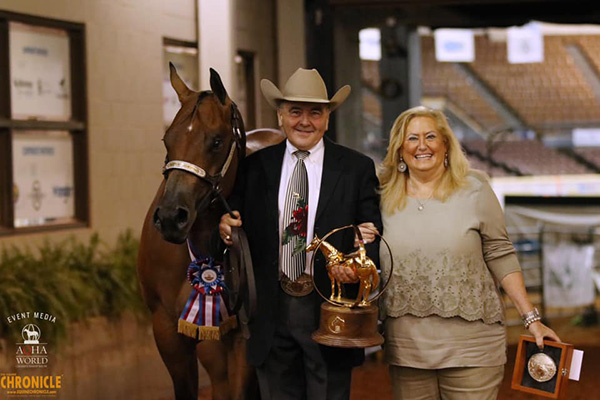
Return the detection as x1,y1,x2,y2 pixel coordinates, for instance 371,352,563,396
378,106,559,400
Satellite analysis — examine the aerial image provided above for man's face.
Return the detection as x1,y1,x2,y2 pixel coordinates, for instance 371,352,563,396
277,102,330,151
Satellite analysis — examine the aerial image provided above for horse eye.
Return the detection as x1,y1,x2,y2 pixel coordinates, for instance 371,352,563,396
211,137,224,151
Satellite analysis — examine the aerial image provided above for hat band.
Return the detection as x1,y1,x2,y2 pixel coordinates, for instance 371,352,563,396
280,96,330,104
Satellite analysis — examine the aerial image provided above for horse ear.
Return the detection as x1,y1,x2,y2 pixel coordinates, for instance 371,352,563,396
169,62,192,102
209,68,229,106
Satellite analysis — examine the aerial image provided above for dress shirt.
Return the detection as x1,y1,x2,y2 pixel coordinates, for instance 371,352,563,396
278,138,324,275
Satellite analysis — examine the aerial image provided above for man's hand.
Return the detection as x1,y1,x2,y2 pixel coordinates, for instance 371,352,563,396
219,211,242,246
354,222,379,247
330,263,359,284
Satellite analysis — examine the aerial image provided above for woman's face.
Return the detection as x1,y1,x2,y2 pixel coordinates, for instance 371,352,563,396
400,116,448,176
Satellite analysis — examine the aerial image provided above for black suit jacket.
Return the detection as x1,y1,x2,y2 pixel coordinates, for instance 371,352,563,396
232,137,382,366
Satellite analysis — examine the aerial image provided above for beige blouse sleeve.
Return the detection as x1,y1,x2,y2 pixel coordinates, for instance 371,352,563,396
477,179,521,282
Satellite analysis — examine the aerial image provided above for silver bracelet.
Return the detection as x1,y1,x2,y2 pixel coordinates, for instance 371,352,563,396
521,308,541,329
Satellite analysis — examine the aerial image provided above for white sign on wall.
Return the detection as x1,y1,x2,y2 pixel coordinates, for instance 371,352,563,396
13,131,75,227
9,22,71,121
507,22,544,64
434,29,475,62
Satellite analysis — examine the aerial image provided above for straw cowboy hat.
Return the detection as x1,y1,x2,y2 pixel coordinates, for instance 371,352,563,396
260,68,351,111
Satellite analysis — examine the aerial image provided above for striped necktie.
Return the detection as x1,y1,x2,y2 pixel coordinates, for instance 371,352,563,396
281,150,310,281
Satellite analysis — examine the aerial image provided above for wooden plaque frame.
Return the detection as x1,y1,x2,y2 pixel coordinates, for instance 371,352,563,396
511,335,574,399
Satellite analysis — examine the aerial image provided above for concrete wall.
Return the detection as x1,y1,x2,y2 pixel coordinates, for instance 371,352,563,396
0,2,278,392
276,0,306,84
0,0,196,248
235,0,279,129
0,0,278,248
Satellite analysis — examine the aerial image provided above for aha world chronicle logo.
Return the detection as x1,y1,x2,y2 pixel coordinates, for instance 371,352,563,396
1,312,63,398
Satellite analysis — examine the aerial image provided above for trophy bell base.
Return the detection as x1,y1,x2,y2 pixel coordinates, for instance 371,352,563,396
312,302,383,348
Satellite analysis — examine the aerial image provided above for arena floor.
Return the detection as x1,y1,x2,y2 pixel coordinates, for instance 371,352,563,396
349,315,600,400
196,313,599,399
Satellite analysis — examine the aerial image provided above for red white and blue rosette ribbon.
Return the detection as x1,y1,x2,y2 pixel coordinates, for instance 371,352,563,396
178,240,229,340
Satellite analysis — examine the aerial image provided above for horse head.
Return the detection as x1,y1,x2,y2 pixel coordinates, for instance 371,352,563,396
305,235,322,253
153,64,245,244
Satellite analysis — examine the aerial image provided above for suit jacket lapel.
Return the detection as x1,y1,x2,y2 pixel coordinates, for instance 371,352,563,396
315,138,343,223
261,141,286,231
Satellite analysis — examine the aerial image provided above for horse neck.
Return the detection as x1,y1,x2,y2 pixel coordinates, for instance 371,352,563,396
319,241,338,257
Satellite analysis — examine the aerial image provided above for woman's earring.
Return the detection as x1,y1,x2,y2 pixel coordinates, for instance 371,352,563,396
398,157,407,173
444,153,449,168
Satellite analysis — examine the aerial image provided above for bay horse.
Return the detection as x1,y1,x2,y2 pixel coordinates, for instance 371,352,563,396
137,63,283,400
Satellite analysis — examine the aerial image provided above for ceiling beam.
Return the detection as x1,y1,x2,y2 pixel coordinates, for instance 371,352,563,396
452,63,528,131
329,1,600,27
565,43,600,103
331,0,553,5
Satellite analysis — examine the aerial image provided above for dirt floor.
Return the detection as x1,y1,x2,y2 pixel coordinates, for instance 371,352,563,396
196,313,599,399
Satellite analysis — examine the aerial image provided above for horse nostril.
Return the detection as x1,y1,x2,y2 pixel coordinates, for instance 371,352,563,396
153,208,162,230
175,206,189,228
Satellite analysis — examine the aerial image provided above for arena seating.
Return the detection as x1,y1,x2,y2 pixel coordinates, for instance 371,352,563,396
575,147,600,167
463,139,594,175
421,35,600,129
361,33,600,177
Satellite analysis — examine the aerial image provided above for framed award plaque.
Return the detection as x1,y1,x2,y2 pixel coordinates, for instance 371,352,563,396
511,335,574,399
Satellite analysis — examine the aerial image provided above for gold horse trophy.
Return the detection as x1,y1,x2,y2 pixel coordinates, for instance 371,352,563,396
306,225,393,348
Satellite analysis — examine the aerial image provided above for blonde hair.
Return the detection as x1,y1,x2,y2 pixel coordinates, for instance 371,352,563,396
379,106,470,214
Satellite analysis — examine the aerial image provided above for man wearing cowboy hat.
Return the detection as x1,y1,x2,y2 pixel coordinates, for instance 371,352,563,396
220,68,382,400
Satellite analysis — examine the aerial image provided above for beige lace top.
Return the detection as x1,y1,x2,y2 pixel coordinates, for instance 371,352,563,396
380,174,521,324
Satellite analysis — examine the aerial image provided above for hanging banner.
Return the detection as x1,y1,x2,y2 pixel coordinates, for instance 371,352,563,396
507,22,544,64
9,22,71,120
542,242,595,308
434,28,475,62
359,28,381,61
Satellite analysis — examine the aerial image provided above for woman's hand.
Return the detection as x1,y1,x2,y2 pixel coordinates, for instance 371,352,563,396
500,272,561,349
528,321,561,349
354,222,379,247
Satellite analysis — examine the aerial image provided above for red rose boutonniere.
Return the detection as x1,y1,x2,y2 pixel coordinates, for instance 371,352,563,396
282,198,308,255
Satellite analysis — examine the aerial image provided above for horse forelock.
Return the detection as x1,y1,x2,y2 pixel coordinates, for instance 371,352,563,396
198,94,232,130
166,90,231,136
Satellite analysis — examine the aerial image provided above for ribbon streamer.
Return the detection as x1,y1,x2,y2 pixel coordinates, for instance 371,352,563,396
178,240,233,340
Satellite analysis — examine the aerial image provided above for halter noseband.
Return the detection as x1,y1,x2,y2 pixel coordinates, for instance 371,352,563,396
163,142,237,187
162,93,245,204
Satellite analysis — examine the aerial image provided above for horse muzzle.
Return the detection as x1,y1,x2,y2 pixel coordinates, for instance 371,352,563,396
153,204,195,244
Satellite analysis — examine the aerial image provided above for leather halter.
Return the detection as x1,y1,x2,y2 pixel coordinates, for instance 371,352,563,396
162,92,245,204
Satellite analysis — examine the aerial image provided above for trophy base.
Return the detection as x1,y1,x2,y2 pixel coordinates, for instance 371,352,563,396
312,302,383,348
